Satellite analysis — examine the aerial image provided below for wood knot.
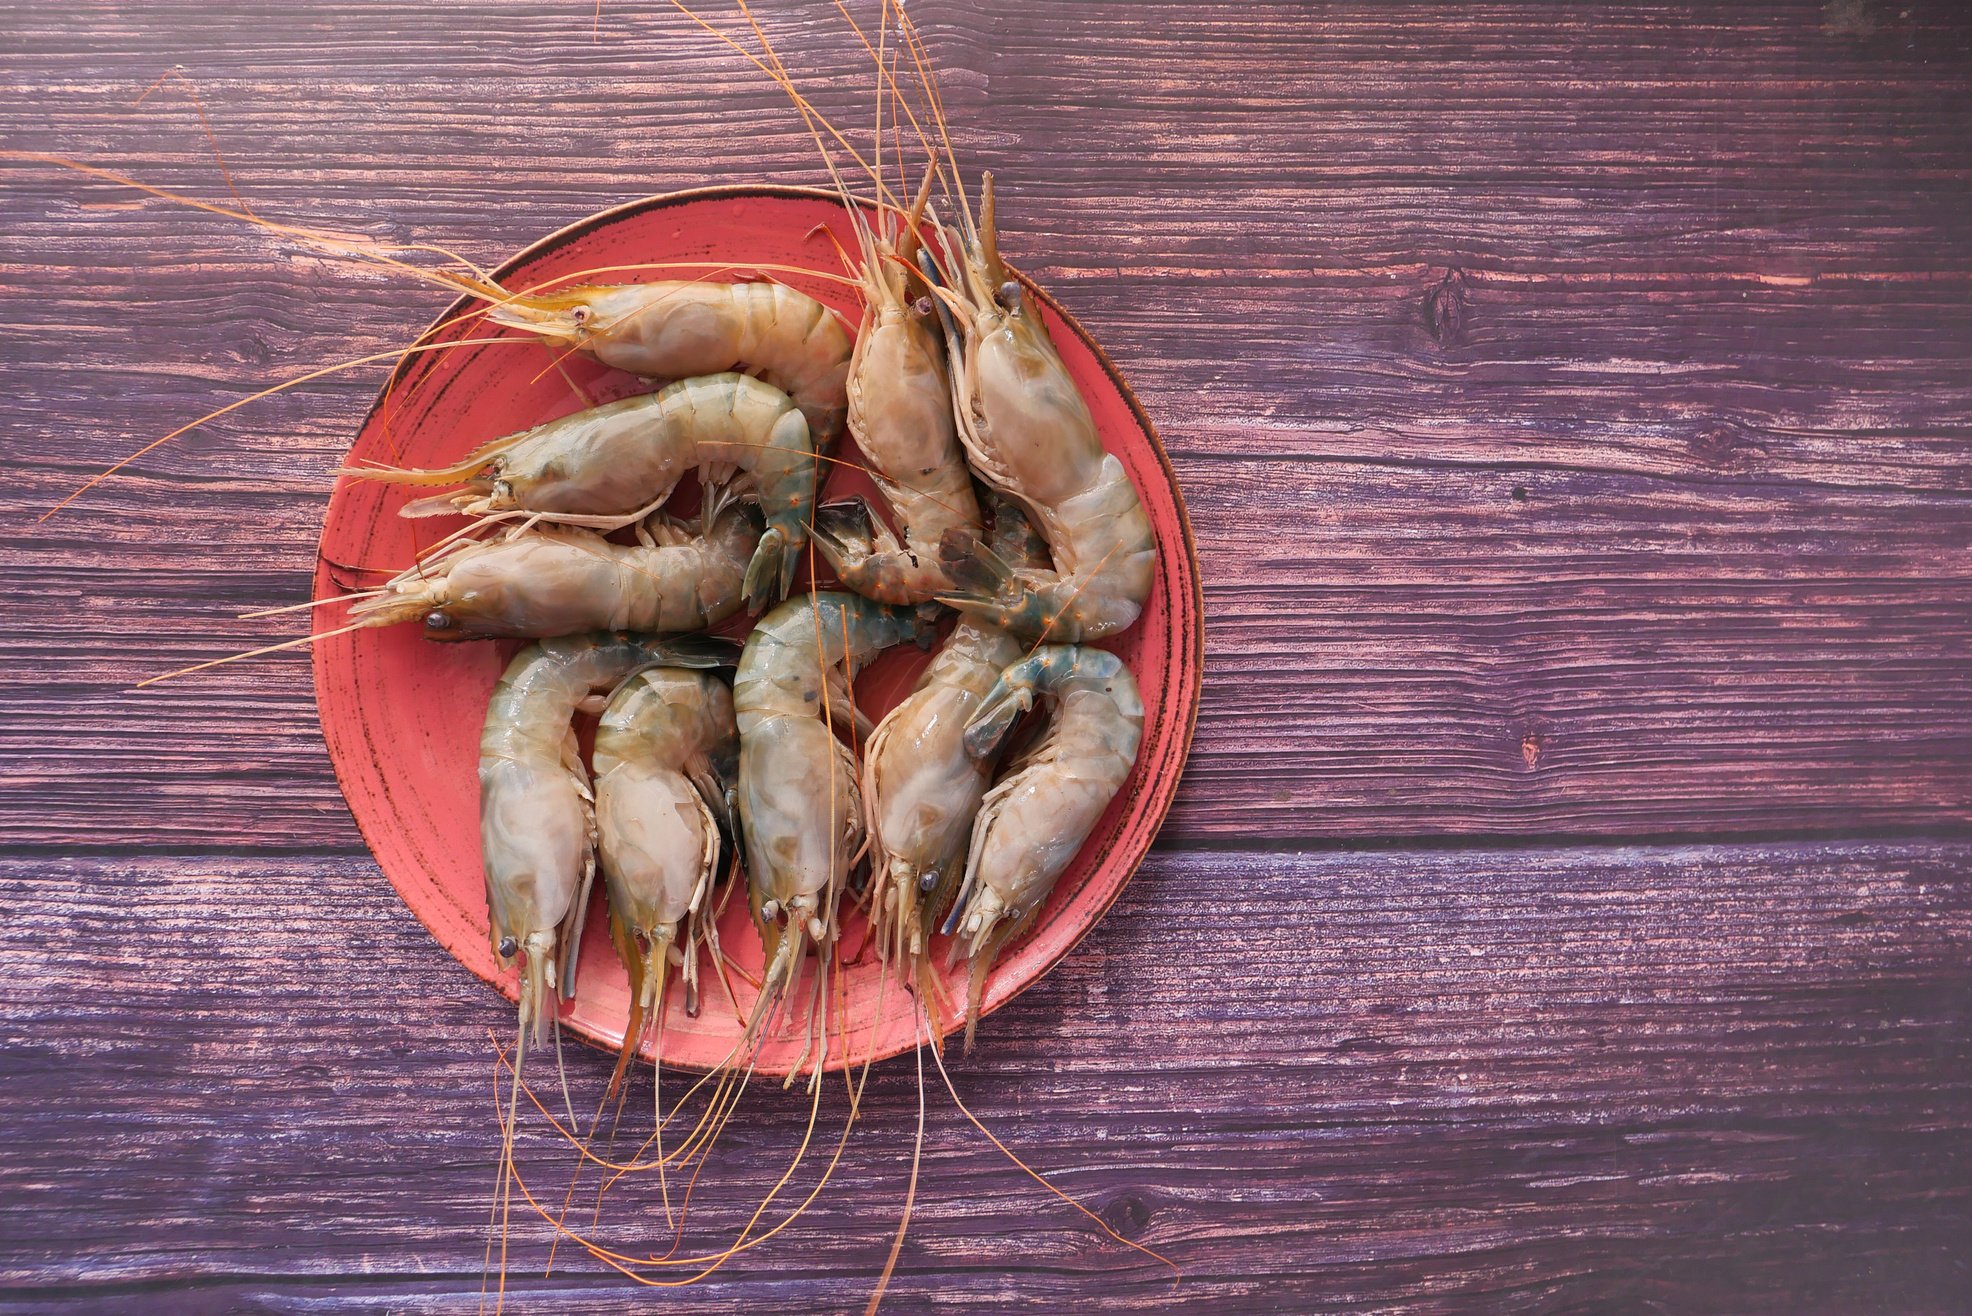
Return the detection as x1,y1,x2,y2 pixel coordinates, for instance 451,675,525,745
1517,723,1549,771
1099,1191,1153,1238
1688,420,1764,470
1425,268,1468,346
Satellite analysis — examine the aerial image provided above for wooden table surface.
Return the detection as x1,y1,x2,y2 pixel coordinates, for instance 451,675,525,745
6,2,1972,1310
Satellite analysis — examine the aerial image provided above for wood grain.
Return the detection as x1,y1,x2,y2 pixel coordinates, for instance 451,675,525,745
5,0,1972,1309
3,843,1970,1310
8,2,1972,846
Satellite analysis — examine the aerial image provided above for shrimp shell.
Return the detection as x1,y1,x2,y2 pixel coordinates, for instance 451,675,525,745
594,666,739,1090
351,504,762,640
486,280,851,447
950,644,1145,1047
810,203,982,604
861,498,1051,970
731,591,930,1068
935,177,1156,641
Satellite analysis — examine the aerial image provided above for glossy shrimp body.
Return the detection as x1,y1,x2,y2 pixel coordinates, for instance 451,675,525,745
350,373,816,608
594,666,740,1088
861,619,1023,970
732,591,929,1065
861,499,1050,971
935,177,1155,641
810,205,982,604
951,644,1144,1046
350,504,762,640
481,633,731,1048
486,280,852,447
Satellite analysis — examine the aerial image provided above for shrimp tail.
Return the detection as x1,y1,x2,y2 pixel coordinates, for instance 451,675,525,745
963,676,1037,762
741,525,799,613
934,527,1052,635
808,496,879,562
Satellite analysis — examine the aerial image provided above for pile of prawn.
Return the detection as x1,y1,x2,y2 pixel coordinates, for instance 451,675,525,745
23,0,1175,1306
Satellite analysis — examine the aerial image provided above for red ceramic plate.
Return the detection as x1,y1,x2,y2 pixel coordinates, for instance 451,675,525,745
314,186,1201,1075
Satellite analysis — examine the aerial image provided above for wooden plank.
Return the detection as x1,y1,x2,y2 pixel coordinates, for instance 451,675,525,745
7,478,1971,850
7,2,1972,848
3,841,1970,1309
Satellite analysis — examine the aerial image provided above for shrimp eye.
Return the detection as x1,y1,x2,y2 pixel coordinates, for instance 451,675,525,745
498,936,518,958
918,870,939,893
423,611,453,630
569,305,591,324
911,295,935,317
997,280,1021,310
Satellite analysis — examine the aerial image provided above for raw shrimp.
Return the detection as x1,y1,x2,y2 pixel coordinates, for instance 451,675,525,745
809,177,982,604
931,174,1156,643
480,632,733,1050
732,590,931,1077
168,507,759,687
949,644,1144,1047
593,666,741,1093
347,373,816,608
486,280,852,447
862,497,1050,975
349,504,762,640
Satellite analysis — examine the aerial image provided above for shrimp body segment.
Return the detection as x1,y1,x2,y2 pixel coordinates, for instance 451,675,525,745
594,666,740,1082
351,504,762,639
732,592,930,1040
953,644,1144,1045
937,179,1155,641
486,280,852,447
351,373,816,608
480,633,733,1045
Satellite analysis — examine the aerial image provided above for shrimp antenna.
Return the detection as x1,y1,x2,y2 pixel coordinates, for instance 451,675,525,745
135,616,371,687
659,1,896,210
40,334,516,521
728,0,884,281
134,68,255,218
888,5,975,251
865,996,929,1314
481,1021,528,1316
490,941,898,1279
237,587,385,619
3,151,509,301
828,0,962,238
926,1038,1181,1279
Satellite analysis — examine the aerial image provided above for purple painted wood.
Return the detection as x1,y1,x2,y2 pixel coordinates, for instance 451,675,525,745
4,845,1972,1310
4,0,1972,1309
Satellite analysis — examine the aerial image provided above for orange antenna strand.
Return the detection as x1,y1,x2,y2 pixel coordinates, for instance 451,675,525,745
3,152,508,300
927,1037,1181,1279
40,334,516,521
133,68,255,218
